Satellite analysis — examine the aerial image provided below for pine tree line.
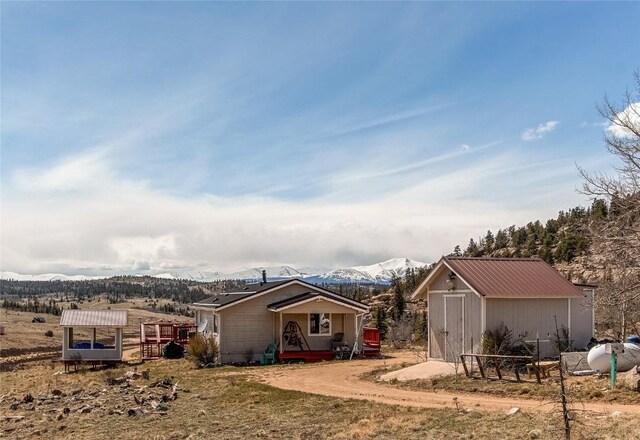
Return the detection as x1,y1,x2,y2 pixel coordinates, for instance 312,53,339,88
458,200,608,264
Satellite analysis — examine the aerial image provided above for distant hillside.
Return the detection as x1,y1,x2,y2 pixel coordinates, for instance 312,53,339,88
455,199,609,283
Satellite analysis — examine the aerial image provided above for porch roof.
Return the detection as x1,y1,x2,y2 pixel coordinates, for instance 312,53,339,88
267,291,368,312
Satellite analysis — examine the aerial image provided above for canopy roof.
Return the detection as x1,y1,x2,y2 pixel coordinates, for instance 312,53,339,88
59,310,128,327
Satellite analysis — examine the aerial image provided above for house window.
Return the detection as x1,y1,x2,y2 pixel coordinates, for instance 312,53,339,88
208,315,218,334
309,313,331,336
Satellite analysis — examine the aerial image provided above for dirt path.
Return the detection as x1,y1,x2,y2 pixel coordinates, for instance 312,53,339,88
257,352,640,415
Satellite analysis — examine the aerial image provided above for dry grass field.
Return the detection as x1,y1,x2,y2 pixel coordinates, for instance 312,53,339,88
2,358,638,440
0,302,192,368
1,306,638,439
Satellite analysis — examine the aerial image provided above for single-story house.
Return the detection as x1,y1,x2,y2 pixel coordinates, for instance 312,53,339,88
60,309,128,365
192,278,369,363
411,257,594,361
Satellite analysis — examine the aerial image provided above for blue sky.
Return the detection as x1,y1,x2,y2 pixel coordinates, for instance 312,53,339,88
2,2,639,275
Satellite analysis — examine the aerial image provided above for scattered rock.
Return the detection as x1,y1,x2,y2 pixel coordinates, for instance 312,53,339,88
127,407,144,417
51,390,63,397
528,428,543,439
23,394,34,403
79,406,92,414
71,389,83,396
611,410,623,417
507,407,520,416
198,409,206,416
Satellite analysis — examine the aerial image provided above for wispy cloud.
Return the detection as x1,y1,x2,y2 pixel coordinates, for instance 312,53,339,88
521,120,560,141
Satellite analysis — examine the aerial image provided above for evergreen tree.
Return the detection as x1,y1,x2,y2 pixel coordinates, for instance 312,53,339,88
373,305,388,340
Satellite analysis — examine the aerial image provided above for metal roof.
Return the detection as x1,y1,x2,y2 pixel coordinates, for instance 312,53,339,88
267,291,369,312
193,278,370,311
193,292,255,307
443,256,584,298
59,310,128,327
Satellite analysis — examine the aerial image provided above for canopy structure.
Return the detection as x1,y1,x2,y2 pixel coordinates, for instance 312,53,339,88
60,309,128,367
60,310,128,327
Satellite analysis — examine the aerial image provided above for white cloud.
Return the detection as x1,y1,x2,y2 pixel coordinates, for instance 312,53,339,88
607,102,640,138
521,120,560,141
0,147,586,276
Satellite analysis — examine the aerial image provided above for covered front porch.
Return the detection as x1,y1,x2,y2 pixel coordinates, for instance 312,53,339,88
268,292,368,362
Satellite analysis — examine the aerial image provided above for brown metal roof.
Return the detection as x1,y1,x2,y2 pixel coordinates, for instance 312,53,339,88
443,257,583,298
59,310,128,327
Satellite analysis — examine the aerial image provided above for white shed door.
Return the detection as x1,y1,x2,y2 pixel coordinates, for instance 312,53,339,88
444,296,465,362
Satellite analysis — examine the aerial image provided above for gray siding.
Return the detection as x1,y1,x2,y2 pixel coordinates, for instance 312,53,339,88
428,292,445,359
429,265,473,292
570,289,594,350
218,284,361,363
486,298,569,358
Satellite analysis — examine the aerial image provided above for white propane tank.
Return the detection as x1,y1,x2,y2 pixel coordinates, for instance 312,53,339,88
587,343,640,373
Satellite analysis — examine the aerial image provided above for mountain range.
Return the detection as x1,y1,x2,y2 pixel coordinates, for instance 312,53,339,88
0,258,427,285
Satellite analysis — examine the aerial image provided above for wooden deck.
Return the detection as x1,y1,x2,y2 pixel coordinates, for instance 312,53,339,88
279,350,337,362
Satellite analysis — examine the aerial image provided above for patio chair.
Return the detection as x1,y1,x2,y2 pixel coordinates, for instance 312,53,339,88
331,332,346,350
260,342,278,365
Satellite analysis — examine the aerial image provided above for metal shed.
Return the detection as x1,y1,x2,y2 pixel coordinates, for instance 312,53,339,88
411,257,594,361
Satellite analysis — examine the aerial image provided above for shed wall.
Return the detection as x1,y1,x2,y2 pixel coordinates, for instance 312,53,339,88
486,298,568,358
570,289,594,350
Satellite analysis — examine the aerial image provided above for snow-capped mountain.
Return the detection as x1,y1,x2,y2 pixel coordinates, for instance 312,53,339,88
311,258,427,284
0,258,427,285
0,271,105,282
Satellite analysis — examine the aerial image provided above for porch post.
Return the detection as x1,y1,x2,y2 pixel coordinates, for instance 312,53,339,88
354,314,358,352
279,312,283,354
91,328,96,349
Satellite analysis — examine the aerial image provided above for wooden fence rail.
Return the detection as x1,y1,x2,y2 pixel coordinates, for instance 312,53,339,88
460,353,541,384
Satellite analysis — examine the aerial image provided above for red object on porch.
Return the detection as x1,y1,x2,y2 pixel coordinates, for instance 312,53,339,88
140,322,197,360
362,327,381,357
278,350,337,362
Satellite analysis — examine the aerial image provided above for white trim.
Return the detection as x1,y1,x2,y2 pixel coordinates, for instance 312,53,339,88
443,293,466,298
430,289,473,294
308,312,331,337
213,279,369,312
410,258,484,300
481,297,486,335
268,294,368,313
567,298,572,337
411,260,445,299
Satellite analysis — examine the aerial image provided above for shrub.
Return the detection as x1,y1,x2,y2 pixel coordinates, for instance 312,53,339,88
188,333,219,367
482,323,513,355
482,323,533,356
162,340,185,359
552,324,573,353
44,330,54,337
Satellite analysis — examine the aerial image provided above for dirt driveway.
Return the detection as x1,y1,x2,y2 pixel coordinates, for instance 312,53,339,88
257,352,640,415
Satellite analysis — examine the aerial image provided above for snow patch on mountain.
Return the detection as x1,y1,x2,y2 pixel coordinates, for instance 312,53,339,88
0,258,427,284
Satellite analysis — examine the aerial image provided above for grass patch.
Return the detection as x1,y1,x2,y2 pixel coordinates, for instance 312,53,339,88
368,370,640,406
